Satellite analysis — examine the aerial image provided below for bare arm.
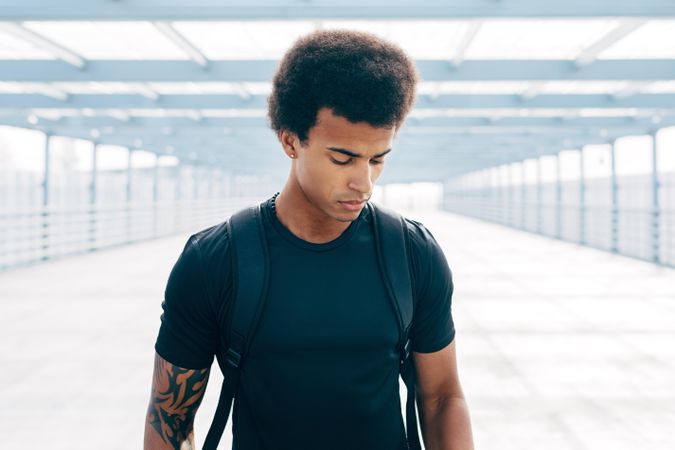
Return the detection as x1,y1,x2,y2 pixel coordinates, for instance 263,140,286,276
144,352,211,450
414,339,475,450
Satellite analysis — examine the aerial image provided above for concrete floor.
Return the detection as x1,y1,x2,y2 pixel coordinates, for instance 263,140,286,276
1,209,674,450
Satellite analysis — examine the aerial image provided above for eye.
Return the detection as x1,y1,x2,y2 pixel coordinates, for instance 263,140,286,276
331,157,352,165
370,159,383,165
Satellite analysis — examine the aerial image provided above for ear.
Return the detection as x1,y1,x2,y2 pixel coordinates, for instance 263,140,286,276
279,129,300,159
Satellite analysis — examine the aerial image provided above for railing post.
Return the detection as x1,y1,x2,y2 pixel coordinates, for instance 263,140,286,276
536,156,542,235
175,163,182,232
579,146,587,246
40,133,51,261
506,163,513,227
88,142,98,251
650,132,661,264
555,152,562,240
521,161,527,230
610,140,619,253
153,154,160,238
126,148,133,243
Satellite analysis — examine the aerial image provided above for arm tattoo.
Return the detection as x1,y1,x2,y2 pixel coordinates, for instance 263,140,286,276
147,354,210,449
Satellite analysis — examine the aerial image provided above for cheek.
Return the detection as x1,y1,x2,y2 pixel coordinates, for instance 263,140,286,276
371,164,384,181
298,158,342,191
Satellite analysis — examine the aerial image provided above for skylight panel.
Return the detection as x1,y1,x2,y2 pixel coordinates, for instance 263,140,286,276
22,21,189,59
51,82,138,94
148,82,249,94
578,108,640,117
643,81,675,93
200,109,267,118
322,20,470,59
466,20,619,59
0,29,54,59
172,21,315,59
598,20,675,59
418,81,530,95
538,81,630,94
241,82,272,95
0,82,26,93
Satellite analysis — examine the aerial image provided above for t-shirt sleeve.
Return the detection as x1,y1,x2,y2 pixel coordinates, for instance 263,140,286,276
154,235,219,369
406,220,456,353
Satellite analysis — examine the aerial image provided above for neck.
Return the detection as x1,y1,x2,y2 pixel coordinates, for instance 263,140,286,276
274,180,352,244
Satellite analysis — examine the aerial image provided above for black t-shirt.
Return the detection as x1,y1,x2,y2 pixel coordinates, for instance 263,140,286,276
154,194,455,450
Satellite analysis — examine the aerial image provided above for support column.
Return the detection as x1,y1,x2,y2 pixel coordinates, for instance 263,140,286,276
579,147,587,246
555,152,562,240
520,161,527,229
42,135,51,207
496,165,503,224
610,140,619,253
192,165,199,227
193,165,199,201
493,167,500,223
480,171,486,220
126,148,133,243
505,163,512,226
175,164,182,202
88,143,98,250
40,133,51,261
536,156,542,235
175,163,182,232
152,154,160,238
126,149,133,203
650,133,661,264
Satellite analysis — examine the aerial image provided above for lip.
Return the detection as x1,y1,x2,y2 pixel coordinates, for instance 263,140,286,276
338,200,366,211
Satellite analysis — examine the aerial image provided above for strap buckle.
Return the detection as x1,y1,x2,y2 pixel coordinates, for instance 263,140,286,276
399,339,411,365
225,348,242,369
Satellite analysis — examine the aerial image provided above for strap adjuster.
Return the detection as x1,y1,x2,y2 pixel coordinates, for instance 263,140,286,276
225,348,242,369
399,340,411,364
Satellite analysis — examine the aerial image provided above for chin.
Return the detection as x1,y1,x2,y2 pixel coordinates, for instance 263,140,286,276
336,208,363,222
322,202,354,222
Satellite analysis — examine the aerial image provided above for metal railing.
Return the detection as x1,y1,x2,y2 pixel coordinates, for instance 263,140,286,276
0,196,264,271
442,175,675,268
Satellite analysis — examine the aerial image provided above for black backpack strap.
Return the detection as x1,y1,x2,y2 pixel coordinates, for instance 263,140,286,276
367,202,421,450
203,203,270,450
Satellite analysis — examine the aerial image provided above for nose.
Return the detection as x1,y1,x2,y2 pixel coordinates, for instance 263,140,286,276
347,160,374,195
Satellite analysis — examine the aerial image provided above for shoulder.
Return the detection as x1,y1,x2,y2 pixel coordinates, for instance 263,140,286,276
177,218,234,316
401,216,444,272
189,219,231,264
367,202,441,265
400,214,452,301
403,217,437,252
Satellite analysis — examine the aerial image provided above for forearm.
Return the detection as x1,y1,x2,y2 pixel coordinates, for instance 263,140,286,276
144,354,210,450
418,395,474,450
144,403,197,450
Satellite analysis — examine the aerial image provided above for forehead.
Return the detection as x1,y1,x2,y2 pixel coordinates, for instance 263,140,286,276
309,108,396,147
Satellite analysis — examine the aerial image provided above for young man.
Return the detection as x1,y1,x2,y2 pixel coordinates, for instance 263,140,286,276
144,30,474,450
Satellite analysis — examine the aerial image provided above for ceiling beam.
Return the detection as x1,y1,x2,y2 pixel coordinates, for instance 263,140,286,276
152,22,210,69
1,114,667,130
16,130,610,149
2,92,675,110
1,1,675,20
0,22,86,69
574,20,646,67
451,20,482,68
2,59,675,82
3,115,672,137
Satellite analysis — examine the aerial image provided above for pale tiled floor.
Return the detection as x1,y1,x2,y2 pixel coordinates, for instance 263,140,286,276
1,210,674,449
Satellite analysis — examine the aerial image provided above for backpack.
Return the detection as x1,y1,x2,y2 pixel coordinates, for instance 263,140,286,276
202,200,422,450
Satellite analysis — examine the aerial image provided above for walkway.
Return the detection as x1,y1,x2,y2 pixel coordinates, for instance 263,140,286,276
1,209,674,449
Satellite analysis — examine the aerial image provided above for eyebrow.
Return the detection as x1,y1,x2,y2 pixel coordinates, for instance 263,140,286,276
326,147,392,158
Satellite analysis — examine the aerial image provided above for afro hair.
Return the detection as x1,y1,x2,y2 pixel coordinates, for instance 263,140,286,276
267,29,419,145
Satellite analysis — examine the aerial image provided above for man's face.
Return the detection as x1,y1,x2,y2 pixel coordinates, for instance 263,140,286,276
283,107,396,223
